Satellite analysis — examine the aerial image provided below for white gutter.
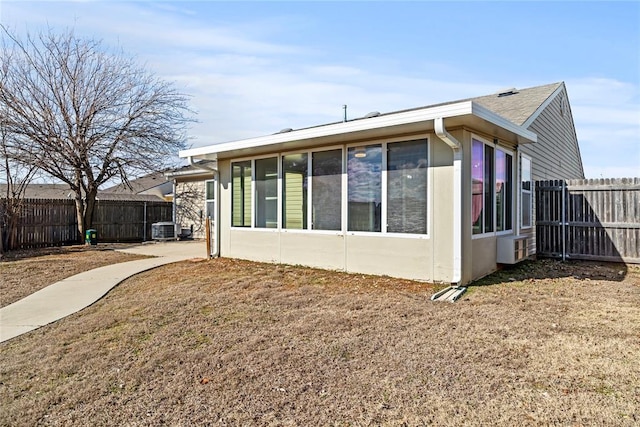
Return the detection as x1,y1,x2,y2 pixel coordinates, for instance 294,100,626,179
188,156,220,259
180,101,536,160
435,117,462,285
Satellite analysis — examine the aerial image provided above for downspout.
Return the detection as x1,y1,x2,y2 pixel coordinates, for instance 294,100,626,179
431,117,465,302
171,179,177,224
188,156,219,259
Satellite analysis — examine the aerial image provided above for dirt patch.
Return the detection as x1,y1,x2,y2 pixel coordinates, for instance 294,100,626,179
0,244,148,308
0,257,638,426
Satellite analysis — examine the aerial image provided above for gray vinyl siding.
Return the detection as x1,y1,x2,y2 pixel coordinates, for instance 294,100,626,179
520,89,584,181
518,88,584,257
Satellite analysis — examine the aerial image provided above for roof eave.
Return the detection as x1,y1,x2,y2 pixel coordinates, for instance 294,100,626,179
471,102,538,144
164,168,216,179
181,101,536,160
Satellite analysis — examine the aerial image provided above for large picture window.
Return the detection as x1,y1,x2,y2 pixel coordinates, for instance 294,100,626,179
387,139,428,234
472,138,514,236
312,149,342,230
282,153,308,229
229,138,430,235
232,161,252,227
348,145,382,232
255,157,278,228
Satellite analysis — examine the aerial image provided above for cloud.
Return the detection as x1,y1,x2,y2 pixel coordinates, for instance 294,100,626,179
3,2,638,179
566,78,640,178
567,78,639,105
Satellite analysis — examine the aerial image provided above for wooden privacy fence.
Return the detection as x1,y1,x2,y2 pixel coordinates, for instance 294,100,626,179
536,178,640,263
0,198,172,250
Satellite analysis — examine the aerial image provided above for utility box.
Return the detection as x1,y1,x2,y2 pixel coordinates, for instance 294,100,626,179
497,235,529,264
151,222,177,240
85,229,97,246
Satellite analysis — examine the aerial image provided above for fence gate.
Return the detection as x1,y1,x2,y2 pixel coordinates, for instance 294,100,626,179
536,178,640,263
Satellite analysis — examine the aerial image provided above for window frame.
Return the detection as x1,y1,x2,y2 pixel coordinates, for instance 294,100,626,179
471,135,515,239
495,147,514,236
346,142,383,233
345,136,429,238
520,153,533,230
230,158,253,228
205,179,216,220
311,146,345,233
228,135,430,238
281,151,309,230
384,138,429,236
254,156,279,229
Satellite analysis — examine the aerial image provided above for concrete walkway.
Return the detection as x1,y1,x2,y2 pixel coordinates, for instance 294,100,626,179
0,240,207,343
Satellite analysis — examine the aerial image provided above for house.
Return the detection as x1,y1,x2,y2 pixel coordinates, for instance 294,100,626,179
165,162,217,239
176,82,584,284
101,171,173,201
0,181,167,202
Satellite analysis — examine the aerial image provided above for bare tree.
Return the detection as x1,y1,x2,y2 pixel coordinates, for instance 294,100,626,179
0,122,40,253
0,26,193,240
0,45,39,253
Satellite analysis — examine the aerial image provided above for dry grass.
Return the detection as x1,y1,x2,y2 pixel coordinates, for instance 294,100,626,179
1,256,639,426
0,244,147,308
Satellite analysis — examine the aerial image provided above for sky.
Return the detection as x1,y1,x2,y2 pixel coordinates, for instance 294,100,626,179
1,0,639,178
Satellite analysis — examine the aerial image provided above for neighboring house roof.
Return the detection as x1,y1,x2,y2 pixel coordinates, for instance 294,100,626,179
0,184,74,199
102,171,172,198
165,161,217,180
95,193,168,202
0,183,166,202
180,82,567,161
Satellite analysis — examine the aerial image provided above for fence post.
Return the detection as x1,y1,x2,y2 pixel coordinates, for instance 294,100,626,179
143,202,147,241
561,180,566,261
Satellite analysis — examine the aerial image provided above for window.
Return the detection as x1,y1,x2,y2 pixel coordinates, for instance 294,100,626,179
484,145,494,233
348,145,382,232
255,157,278,228
205,180,215,219
387,139,428,234
282,153,308,229
229,138,430,235
312,149,342,230
496,150,513,232
472,140,483,234
231,161,251,227
472,138,514,235
521,155,532,228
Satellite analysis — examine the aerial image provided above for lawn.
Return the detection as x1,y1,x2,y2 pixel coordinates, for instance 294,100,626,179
1,252,638,426
0,245,147,308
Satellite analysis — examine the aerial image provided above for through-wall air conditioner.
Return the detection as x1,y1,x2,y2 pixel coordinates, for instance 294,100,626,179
497,235,530,264
151,222,177,241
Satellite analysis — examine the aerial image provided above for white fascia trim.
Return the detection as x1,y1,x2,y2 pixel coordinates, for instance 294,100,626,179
471,103,537,144
521,83,565,129
181,100,536,159
180,102,472,158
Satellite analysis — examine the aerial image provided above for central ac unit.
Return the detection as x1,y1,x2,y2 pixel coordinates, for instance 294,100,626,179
151,222,177,240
